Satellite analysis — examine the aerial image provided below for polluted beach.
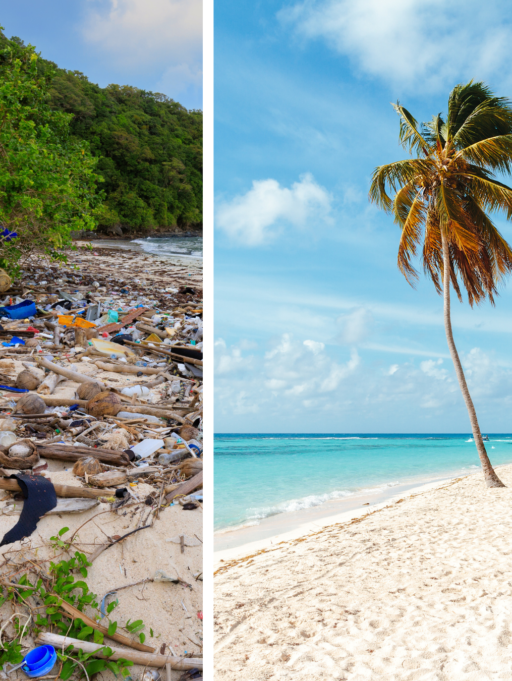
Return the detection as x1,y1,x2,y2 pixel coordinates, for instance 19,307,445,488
0,243,203,680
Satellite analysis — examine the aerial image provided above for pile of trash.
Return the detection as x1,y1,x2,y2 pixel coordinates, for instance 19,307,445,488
0,255,203,680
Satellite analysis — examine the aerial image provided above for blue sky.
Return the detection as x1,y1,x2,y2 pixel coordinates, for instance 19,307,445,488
0,0,202,109
215,0,512,433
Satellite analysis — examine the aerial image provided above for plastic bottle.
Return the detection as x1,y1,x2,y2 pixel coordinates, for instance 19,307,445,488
117,411,161,422
130,439,164,459
0,431,17,447
121,385,150,397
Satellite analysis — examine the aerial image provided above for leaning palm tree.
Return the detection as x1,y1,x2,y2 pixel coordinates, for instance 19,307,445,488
370,81,512,488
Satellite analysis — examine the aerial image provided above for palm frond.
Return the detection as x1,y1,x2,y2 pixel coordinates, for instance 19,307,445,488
446,81,512,141
422,211,443,294
453,103,512,150
397,192,425,284
463,173,512,218
369,159,432,211
422,114,446,148
457,134,512,174
392,181,417,226
392,102,431,156
437,183,481,255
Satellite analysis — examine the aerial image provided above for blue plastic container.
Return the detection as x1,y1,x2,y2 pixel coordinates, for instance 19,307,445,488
22,645,57,678
0,300,36,320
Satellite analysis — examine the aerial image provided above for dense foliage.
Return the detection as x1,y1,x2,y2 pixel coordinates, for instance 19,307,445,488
0,34,101,274
1,32,202,235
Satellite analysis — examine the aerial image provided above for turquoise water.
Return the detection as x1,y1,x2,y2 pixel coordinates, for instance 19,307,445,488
214,434,512,531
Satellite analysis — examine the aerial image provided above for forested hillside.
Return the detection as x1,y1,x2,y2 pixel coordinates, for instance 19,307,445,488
2,33,202,234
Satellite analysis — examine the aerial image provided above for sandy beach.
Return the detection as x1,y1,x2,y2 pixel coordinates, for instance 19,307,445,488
0,239,203,678
214,464,512,680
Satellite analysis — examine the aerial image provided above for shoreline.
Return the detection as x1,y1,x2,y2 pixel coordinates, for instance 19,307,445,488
214,473,461,563
215,463,512,679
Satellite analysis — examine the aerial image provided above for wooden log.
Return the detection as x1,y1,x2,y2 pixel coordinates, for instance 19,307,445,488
37,444,130,466
37,371,65,395
124,341,203,366
0,478,116,499
94,361,163,375
56,597,155,653
88,470,127,488
136,322,164,337
36,633,202,671
165,471,203,503
34,357,105,387
2,498,99,515
118,405,191,424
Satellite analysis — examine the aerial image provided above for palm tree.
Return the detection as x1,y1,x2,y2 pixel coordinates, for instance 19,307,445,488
370,82,512,488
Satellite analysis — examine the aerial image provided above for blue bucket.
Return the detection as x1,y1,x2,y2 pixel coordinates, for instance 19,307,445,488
0,300,36,320
21,645,57,678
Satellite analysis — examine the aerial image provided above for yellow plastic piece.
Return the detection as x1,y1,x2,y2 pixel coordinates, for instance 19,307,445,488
90,338,136,357
145,333,162,343
58,316,96,329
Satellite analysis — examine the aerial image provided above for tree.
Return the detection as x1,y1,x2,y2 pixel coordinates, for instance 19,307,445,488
0,34,101,274
370,81,512,488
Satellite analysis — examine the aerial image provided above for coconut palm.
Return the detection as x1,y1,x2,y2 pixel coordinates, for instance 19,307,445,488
370,81,512,488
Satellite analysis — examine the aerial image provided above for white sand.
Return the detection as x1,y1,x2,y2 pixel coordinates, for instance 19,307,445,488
214,464,512,680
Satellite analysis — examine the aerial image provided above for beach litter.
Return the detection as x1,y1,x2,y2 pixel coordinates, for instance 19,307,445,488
0,247,203,678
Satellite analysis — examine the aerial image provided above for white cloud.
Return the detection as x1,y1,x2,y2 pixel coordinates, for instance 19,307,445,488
82,0,201,95
303,339,325,354
420,358,448,381
216,173,332,245
216,334,512,431
215,338,254,375
337,308,373,345
279,0,511,91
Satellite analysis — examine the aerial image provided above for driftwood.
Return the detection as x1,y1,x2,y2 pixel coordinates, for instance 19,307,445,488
36,633,202,671
37,444,130,466
2,498,99,515
124,341,203,366
88,470,127,488
94,361,164,375
37,371,65,395
118,405,191,424
9,393,191,423
136,322,164,337
34,357,105,387
0,478,116,499
165,470,203,503
56,597,155,653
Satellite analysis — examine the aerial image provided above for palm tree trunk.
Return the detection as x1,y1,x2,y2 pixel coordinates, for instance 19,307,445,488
441,233,505,487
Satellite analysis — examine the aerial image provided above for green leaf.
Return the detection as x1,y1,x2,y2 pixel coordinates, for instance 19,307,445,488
139,633,145,644
106,661,120,675
93,630,104,645
85,659,107,676
76,626,93,640
107,600,118,614
102,647,114,658
107,622,117,637
60,660,76,680
150,628,154,637
58,526,69,536
126,619,144,633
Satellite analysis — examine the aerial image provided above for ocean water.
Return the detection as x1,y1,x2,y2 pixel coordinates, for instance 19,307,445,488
131,235,202,259
214,434,512,531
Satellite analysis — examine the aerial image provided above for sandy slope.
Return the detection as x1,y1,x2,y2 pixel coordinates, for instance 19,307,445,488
214,464,512,680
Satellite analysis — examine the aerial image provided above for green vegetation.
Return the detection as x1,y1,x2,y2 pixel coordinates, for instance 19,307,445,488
0,33,101,275
370,81,512,488
0,527,148,679
1,31,202,242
